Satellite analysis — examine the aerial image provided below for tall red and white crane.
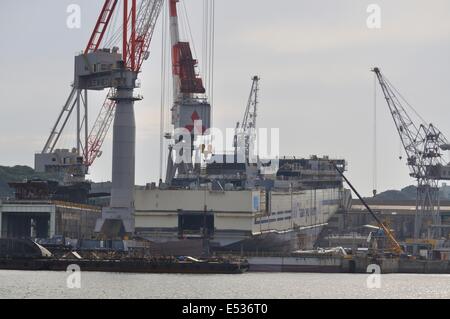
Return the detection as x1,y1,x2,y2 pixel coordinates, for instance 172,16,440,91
165,0,211,185
37,0,163,182
169,0,206,101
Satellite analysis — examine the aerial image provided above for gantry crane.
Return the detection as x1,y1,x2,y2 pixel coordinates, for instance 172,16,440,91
372,67,450,240
36,0,163,183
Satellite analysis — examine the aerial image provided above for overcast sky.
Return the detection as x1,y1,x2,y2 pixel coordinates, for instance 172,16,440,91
1,0,450,196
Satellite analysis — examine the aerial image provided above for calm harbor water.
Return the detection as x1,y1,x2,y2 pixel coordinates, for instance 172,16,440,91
0,271,449,299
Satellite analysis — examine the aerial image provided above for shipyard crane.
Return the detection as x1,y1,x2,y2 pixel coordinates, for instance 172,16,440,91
235,76,260,164
165,0,211,185
87,0,163,168
36,0,163,182
372,67,450,240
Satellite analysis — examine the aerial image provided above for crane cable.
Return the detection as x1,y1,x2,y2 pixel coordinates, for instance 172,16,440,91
209,0,215,109
180,1,198,59
384,75,427,126
201,0,215,158
373,71,378,197
104,1,120,47
202,0,208,89
160,0,168,181
202,0,215,107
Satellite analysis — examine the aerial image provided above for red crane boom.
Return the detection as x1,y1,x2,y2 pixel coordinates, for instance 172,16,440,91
85,0,119,54
41,0,119,155
85,0,163,167
41,0,164,169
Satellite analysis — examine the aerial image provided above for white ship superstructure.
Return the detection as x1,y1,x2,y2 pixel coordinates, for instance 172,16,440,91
135,157,350,252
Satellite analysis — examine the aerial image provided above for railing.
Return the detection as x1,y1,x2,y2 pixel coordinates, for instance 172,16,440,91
53,201,101,212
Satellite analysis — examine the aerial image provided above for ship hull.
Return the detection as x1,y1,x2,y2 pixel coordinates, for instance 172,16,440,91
215,223,328,253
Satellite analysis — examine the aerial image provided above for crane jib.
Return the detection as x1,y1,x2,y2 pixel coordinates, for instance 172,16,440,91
372,67,450,241
42,0,164,170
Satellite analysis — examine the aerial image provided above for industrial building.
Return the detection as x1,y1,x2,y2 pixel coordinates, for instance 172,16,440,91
319,199,450,255
0,180,101,240
344,199,450,240
0,200,100,240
